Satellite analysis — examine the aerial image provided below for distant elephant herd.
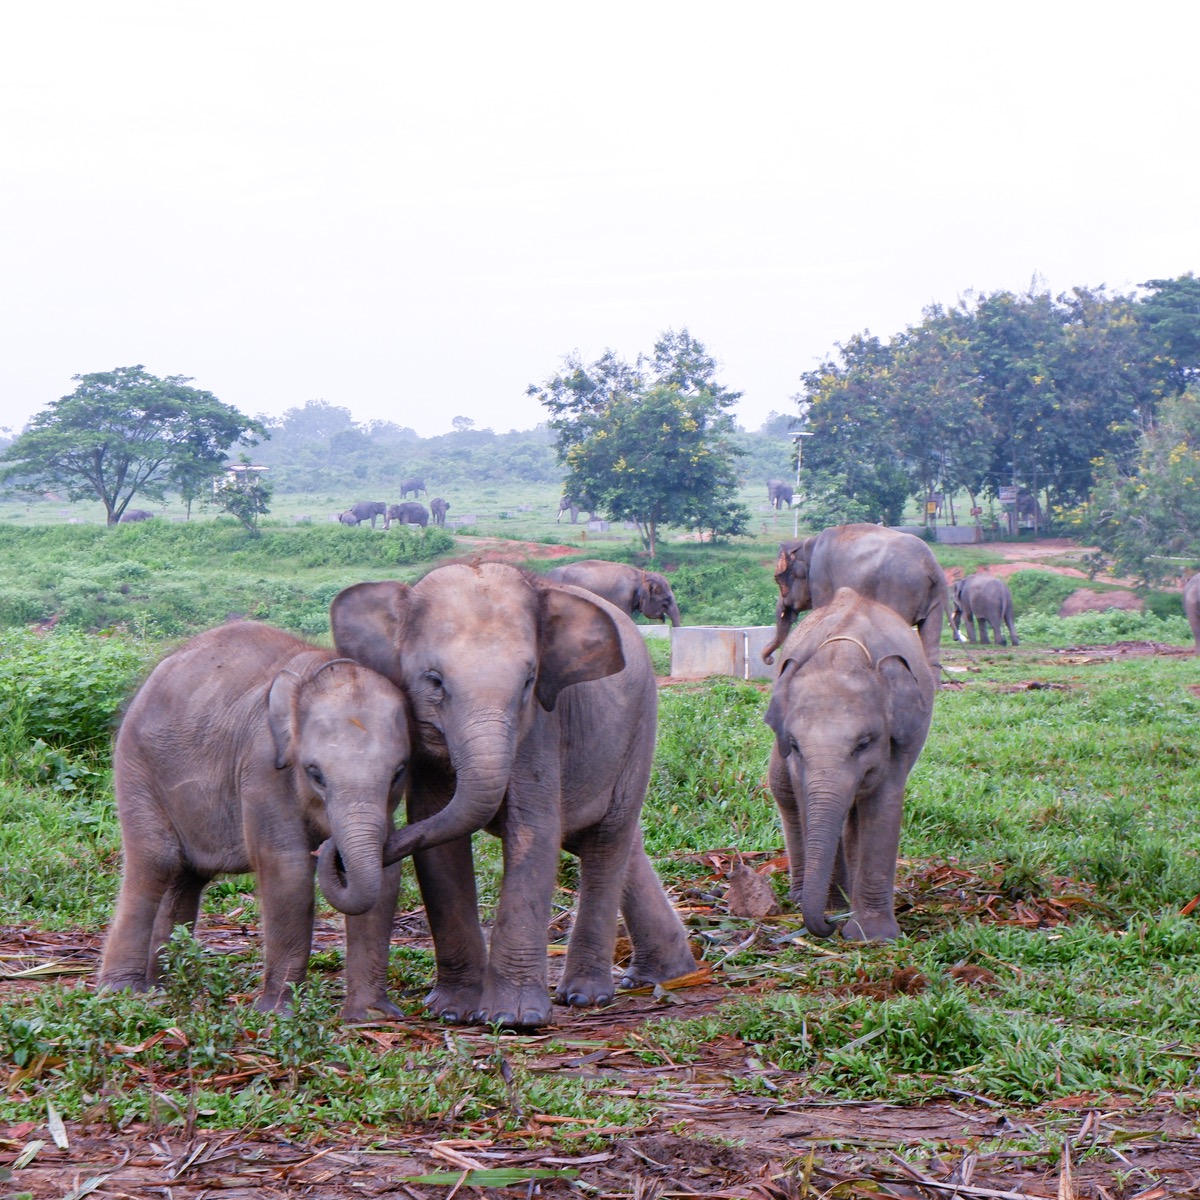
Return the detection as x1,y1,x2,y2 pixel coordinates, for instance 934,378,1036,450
106,510,1193,1030
336,488,450,530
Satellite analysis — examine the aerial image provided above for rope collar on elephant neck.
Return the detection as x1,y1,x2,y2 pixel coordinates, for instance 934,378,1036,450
817,635,873,666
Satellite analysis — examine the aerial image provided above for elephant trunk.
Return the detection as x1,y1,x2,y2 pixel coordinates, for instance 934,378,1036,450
382,711,515,865
762,601,797,665
317,799,389,916
666,598,682,628
800,769,856,938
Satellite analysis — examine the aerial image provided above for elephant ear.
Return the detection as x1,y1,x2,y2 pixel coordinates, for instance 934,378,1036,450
535,585,625,711
763,660,800,757
266,669,304,769
878,653,932,753
329,580,412,685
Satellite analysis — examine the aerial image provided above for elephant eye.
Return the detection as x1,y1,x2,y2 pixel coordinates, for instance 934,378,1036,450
306,764,326,787
391,765,407,788
421,670,445,699
852,736,873,756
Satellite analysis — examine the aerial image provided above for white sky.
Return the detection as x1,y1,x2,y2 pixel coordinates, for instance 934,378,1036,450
2,2,1197,439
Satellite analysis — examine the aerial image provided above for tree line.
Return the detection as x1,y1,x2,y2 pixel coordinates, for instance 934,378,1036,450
795,275,1200,536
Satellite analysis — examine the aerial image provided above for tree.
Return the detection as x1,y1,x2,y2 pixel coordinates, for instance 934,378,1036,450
1080,386,1200,584
531,330,748,556
211,456,273,533
1,366,265,524
1138,273,1200,393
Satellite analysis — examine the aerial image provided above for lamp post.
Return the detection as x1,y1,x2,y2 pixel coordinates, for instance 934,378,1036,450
790,431,812,538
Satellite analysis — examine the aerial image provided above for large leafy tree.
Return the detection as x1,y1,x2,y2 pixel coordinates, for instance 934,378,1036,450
1081,386,1200,584
530,329,748,555
1,366,265,524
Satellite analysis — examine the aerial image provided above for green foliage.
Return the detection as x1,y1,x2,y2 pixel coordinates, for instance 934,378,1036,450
1003,568,1088,615
0,366,265,524
210,459,273,532
533,330,750,554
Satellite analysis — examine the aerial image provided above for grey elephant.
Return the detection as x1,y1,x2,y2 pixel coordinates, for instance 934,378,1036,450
400,477,427,499
951,573,1019,645
556,494,592,524
544,559,682,627
341,500,388,528
118,508,155,523
767,479,794,511
329,562,697,1029
762,523,949,674
1184,573,1200,653
430,497,450,526
338,510,359,526
386,501,429,528
765,588,935,941
98,621,411,1019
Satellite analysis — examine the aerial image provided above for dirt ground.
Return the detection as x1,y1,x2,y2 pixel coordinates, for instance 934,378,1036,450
4,538,1197,1199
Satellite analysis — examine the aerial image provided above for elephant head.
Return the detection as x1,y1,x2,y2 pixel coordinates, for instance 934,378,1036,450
764,595,933,940
328,563,626,864
761,538,815,663
637,571,682,626
267,657,410,916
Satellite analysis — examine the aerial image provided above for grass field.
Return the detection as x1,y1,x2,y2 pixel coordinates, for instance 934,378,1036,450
1,517,1198,1194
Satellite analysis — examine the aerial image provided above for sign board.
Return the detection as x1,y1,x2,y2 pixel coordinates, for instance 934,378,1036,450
970,506,982,516
998,486,1018,503
926,501,939,515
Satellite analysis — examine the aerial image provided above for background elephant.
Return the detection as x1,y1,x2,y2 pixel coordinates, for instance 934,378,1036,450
338,510,360,525
430,497,450,525
118,508,155,522
765,588,935,942
545,559,682,626
766,479,794,511
98,621,410,1020
330,563,697,1029
762,523,950,674
344,500,388,527
556,494,593,524
400,477,427,498
386,501,429,528
951,573,1018,645
1184,574,1200,653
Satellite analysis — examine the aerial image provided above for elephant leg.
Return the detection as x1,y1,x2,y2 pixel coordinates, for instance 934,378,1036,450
99,867,177,991
979,617,992,644
841,779,904,942
254,851,318,1011
1006,611,1019,645
146,869,209,984
616,828,697,989
413,837,486,1023
557,823,635,1007
342,858,404,1022
475,793,563,1028
966,615,978,643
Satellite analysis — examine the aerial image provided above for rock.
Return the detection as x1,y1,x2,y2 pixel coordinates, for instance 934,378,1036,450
1057,588,1143,617
725,863,781,918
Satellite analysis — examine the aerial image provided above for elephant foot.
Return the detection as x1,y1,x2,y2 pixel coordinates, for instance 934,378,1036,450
254,989,296,1014
96,972,152,993
618,943,698,990
471,981,554,1029
555,970,615,1009
841,912,899,942
341,994,406,1023
425,981,483,1025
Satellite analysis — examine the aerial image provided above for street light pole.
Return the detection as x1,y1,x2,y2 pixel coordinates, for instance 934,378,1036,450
790,432,812,539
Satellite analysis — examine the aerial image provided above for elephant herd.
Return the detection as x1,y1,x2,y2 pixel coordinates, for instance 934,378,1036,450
99,523,1035,1030
337,495,451,529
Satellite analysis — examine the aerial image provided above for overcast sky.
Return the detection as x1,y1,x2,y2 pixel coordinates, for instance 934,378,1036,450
2,2,1197,440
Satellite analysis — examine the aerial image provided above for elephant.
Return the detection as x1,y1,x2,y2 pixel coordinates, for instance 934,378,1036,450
97,621,411,1020
338,510,360,526
764,588,935,942
342,500,388,528
430,497,450,526
556,494,593,524
951,573,1019,645
386,501,429,528
118,508,155,523
761,523,950,675
1184,573,1200,653
328,562,697,1029
544,559,682,627
400,477,428,499
767,479,794,511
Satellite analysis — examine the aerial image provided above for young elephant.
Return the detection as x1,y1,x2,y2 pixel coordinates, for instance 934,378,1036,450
765,588,935,942
98,621,411,1019
951,573,1019,645
762,523,949,673
386,502,429,528
329,562,697,1029
544,560,682,626
1183,573,1200,653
